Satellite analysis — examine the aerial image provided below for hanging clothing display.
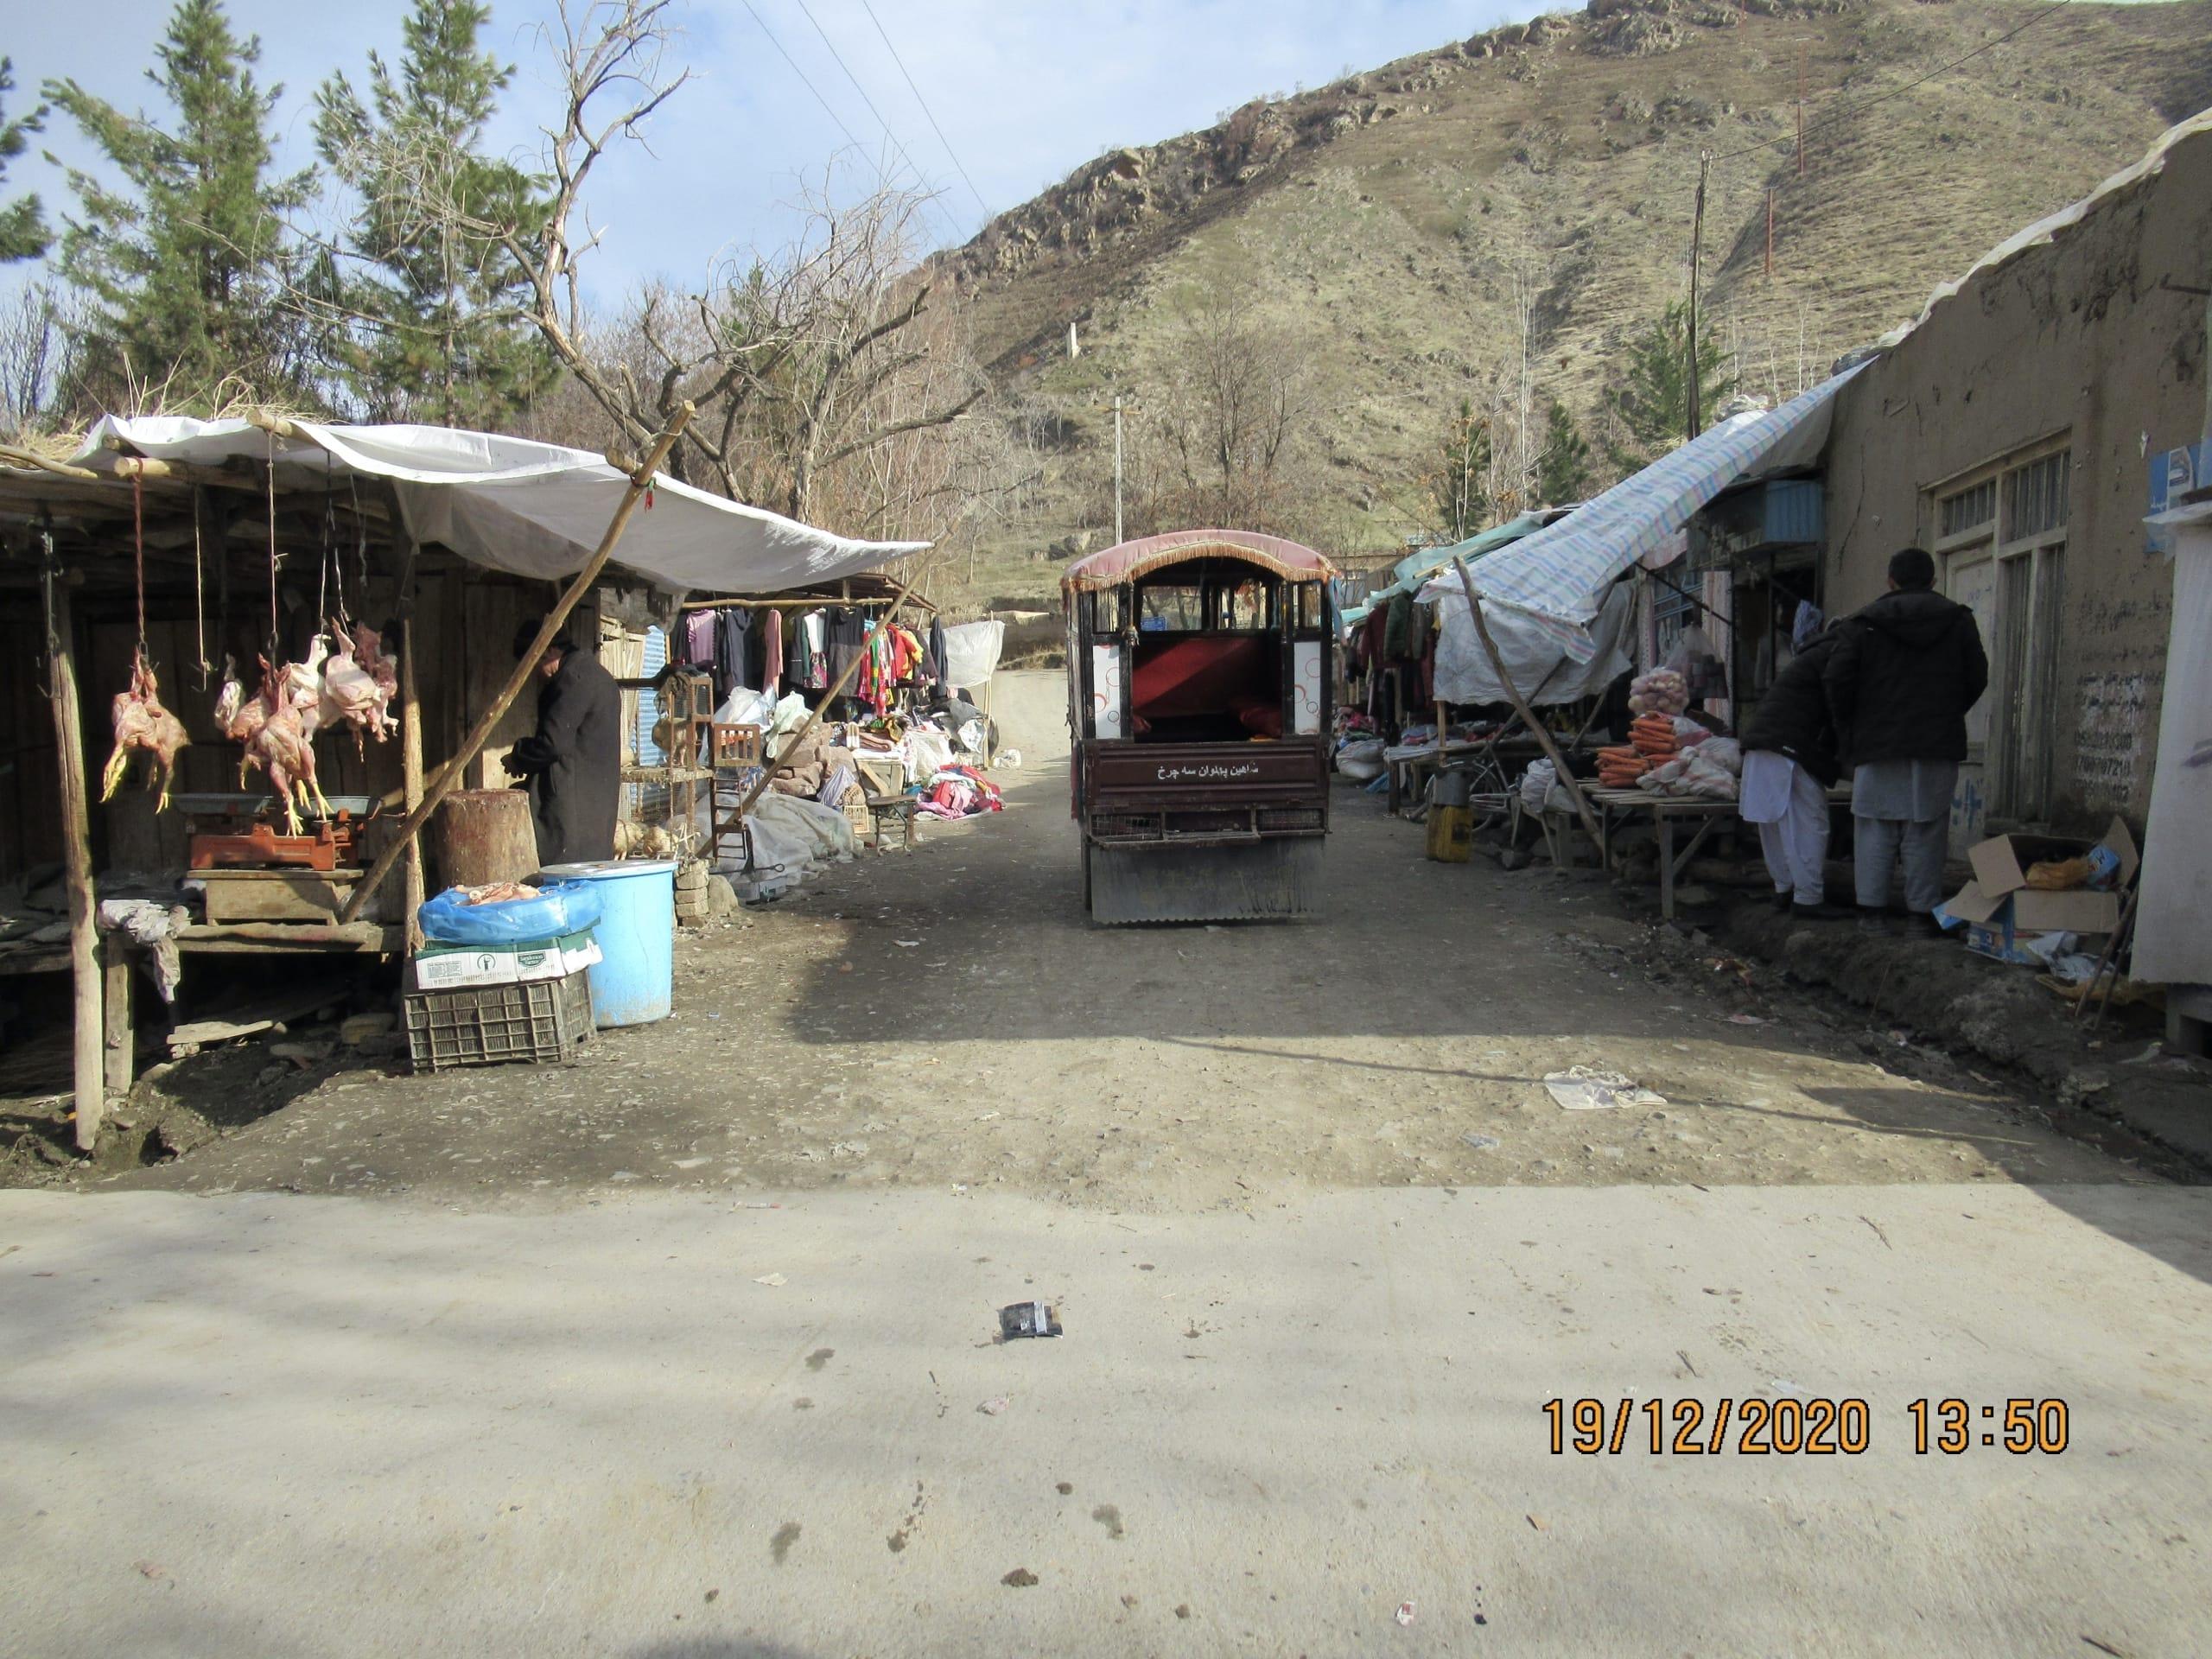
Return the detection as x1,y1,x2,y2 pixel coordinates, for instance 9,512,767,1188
925,616,949,690
683,610,715,671
762,607,784,692
715,607,750,697
826,607,868,691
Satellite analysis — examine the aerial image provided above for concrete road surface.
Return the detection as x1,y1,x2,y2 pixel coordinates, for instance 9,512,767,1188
4,1181,2209,1656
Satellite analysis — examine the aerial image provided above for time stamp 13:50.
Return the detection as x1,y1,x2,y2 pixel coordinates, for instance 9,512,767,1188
1542,1397,2071,1457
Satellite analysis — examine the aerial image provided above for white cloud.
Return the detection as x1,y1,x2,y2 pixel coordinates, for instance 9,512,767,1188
5,0,1537,310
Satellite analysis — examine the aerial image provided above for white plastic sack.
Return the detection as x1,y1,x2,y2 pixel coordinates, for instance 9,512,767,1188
905,726,956,784
713,685,777,729
1698,736,1743,774
766,692,813,744
1520,759,1556,813
1338,738,1387,781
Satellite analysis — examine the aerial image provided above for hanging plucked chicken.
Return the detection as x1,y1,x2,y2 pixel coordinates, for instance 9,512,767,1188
102,474,189,813
320,619,398,754
215,654,328,833
102,647,190,813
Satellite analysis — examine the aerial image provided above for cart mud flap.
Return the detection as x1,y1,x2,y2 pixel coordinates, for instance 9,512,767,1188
1087,837,1322,925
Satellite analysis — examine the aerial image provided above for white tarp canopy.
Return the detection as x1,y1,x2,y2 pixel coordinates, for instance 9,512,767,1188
1430,577,1636,707
1417,367,1863,658
2132,496,2212,987
941,619,1006,689
64,415,927,595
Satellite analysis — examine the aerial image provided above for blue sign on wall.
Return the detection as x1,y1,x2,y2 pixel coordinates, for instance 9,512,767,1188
2149,439,2211,552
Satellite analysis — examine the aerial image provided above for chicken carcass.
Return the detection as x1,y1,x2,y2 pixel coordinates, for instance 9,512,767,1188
321,620,398,756
101,648,190,813
214,655,267,791
235,658,327,833
283,632,332,741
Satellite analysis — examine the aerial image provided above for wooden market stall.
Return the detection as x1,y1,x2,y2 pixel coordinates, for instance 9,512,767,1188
0,407,924,1147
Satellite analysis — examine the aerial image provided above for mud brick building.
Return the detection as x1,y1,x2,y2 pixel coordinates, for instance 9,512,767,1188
1817,116,2210,846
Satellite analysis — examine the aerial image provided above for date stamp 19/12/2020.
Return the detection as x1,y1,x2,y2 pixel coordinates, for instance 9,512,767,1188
1542,1397,2071,1457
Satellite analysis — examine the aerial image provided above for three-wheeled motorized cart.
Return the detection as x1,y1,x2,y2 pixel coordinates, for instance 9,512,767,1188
1063,530,1337,925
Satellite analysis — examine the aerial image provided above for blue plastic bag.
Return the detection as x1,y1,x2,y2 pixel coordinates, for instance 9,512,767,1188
416,880,603,944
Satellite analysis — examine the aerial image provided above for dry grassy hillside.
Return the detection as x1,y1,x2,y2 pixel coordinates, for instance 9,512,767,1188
937,0,2212,607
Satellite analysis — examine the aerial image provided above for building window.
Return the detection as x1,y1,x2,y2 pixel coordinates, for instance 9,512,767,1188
1938,479,1995,542
1928,440,2071,824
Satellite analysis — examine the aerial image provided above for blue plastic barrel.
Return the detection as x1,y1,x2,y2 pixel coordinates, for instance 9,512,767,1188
536,859,677,1027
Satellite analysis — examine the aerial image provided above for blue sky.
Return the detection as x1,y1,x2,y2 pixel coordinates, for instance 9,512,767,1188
4,0,1541,306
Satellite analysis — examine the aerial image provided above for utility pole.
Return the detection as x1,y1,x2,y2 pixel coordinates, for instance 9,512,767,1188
1112,391,1125,544
1688,150,1709,440
1796,46,1808,177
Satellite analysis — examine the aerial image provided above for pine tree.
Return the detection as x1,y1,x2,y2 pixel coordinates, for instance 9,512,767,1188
315,0,550,426
1431,398,1491,542
0,60,51,263
45,0,315,408
1603,301,1736,472
1535,398,1591,505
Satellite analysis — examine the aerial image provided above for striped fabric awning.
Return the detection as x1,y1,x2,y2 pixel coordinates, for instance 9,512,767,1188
1419,365,1865,658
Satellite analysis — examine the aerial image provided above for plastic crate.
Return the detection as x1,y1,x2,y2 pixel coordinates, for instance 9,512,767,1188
404,967,594,1072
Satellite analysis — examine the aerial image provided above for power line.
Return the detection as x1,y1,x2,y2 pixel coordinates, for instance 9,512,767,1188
1713,0,2075,165
785,0,961,236
738,0,864,154
856,0,992,222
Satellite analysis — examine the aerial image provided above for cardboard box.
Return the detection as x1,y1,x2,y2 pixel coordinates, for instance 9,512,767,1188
1943,819,2138,963
410,930,601,991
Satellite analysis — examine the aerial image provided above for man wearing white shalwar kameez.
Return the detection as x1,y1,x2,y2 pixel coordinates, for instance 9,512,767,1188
1738,623,1847,919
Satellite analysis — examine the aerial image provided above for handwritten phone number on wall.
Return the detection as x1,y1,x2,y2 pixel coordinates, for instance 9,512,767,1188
1542,1397,2070,1456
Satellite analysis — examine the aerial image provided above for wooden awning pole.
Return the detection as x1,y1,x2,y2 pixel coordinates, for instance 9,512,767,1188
338,403,696,924
1451,554,1605,853
43,560,104,1149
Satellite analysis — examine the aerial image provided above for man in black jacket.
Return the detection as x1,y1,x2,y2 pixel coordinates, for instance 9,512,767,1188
1822,548,1989,932
1739,625,1846,919
505,622,622,868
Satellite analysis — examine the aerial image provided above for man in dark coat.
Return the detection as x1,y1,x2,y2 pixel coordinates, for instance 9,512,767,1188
1823,547,1989,932
505,622,622,868
1739,625,1846,918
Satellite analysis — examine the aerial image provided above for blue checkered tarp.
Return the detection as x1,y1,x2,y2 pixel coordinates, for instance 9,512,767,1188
1421,365,1865,659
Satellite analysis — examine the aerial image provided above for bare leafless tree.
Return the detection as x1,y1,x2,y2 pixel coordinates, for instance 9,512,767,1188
0,283,79,436
474,0,983,531
1128,293,1316,536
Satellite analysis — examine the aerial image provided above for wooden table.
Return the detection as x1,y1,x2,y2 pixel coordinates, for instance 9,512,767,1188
1585,788,1739,919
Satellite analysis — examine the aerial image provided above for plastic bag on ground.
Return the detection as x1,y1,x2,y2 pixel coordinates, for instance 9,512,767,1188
418,880,603,944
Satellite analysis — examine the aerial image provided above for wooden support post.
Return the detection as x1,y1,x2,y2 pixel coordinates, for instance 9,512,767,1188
399,619,427,953
391,513,428,955
1451,555,1605,855
43,564,104,1150
103,938,135,1097
339,403,696,925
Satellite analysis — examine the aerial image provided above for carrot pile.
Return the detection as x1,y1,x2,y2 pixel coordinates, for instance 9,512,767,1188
1630,714,1681,758
1596,745,1649,786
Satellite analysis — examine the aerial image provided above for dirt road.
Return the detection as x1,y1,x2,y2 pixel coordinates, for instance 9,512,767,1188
10,671,2212,1656
92,670,2180,1205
